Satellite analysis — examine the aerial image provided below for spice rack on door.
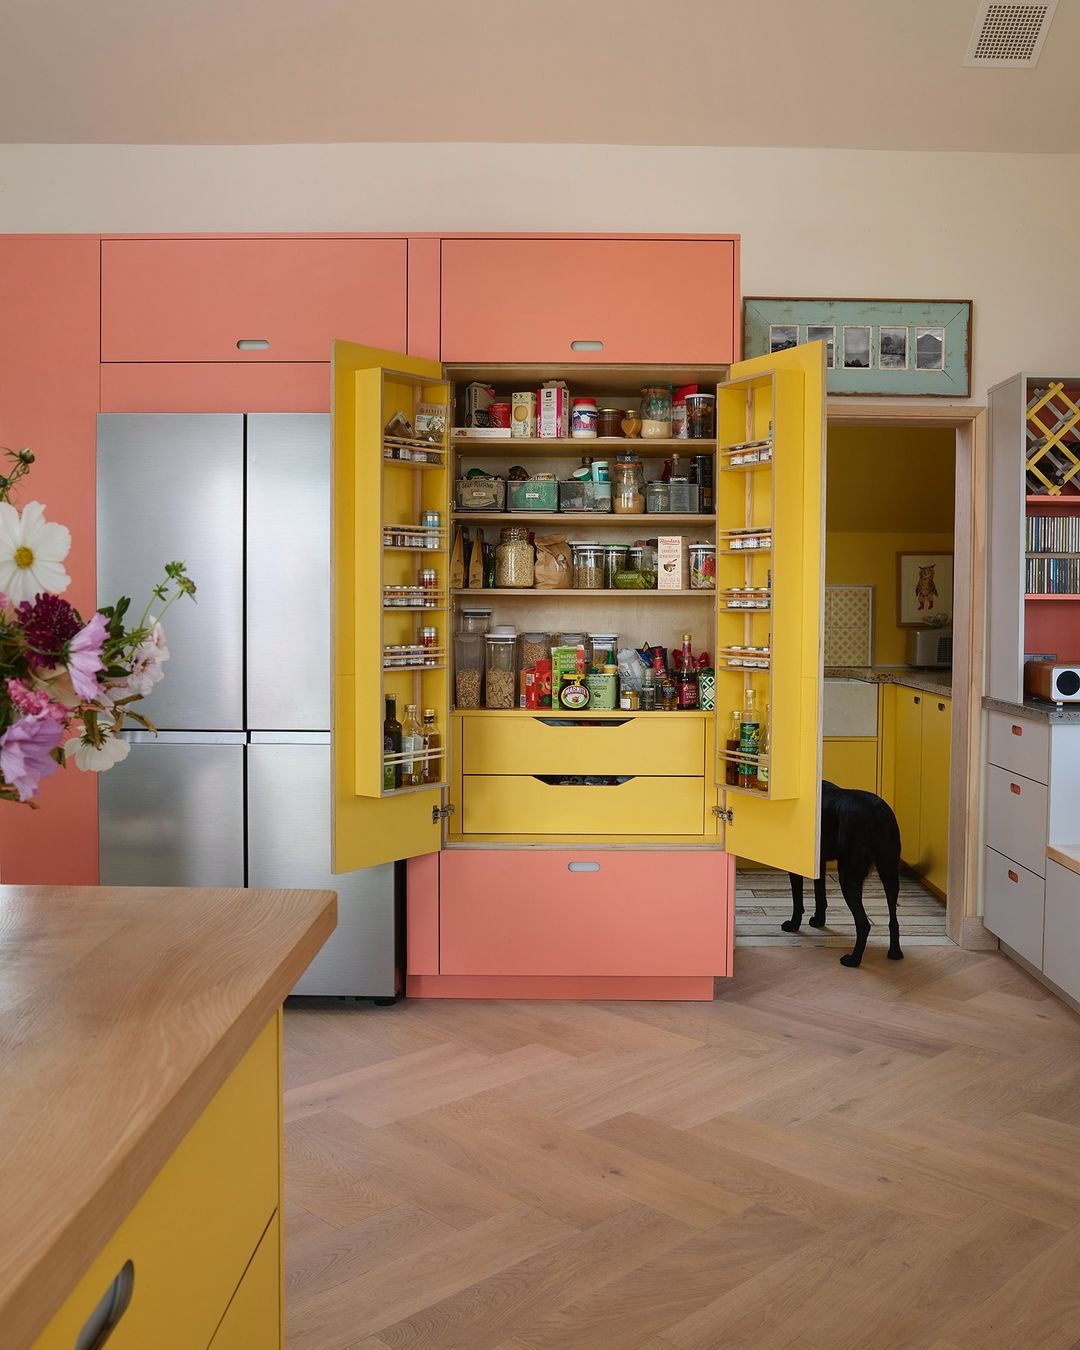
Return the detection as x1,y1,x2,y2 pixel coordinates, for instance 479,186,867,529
371,372,452,798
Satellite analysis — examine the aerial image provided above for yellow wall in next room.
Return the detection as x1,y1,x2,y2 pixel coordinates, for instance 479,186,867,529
826,427,955,666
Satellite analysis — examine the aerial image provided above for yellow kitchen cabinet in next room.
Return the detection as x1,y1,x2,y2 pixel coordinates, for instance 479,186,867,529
822,738,878,793
881,685,951,897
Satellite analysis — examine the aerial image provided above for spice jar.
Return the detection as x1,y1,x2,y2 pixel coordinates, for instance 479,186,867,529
596,408,623,439
484,634,517,709
689,542,717,589
571,541,605,590
571,398,598,439
495,526,534,588
640,385,673,439
612,454,645,514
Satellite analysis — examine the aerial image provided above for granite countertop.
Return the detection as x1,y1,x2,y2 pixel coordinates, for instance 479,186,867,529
0,883,336,1346
825,666,953,698
982,694,1080,724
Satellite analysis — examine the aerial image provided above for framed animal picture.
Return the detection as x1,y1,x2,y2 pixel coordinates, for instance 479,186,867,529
897,552,953,627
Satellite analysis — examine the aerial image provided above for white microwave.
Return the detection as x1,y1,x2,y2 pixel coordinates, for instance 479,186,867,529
905,626,953,668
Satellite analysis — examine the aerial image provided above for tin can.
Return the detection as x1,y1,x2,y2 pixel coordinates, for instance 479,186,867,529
511,391,537,437
698,668,716,711
489,401,512,428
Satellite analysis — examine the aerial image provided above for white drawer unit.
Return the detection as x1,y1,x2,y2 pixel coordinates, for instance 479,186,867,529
984,763,1049,878
1043,857,1080,1003
986,710,1049,786
983,846,1045,967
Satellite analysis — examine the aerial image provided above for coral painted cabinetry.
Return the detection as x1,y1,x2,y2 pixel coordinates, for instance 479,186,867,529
439,237,738,364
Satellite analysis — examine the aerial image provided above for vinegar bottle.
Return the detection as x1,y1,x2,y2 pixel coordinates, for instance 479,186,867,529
402,704,424,786
676,634,699,710
739,688,760,789
383,695,402,790
422,708,442,784
725,710,741,786
756,704,771,792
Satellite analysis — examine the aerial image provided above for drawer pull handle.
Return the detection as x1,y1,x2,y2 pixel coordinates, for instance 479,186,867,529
570,339,604,352
938,702,946,712
536,718,630,729
1012,724,1024,737
914,696,921,704
1008,869,1019,883
568,861,600,873
76,1260,134,1350
534,775,632,787
236,338,270,350
1010,783,1022,795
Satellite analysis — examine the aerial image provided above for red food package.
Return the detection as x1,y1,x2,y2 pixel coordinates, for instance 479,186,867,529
535,658,553,708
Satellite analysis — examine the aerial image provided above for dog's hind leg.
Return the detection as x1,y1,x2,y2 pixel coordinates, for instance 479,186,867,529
782,873,804,932
808,871,828,928
878,854,904,960
838,867,872,968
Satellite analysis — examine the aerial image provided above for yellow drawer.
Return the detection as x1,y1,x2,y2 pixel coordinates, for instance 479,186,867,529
460,713,706,777
36,1017,280,1350
462,774,706,836
209,1212,281,1349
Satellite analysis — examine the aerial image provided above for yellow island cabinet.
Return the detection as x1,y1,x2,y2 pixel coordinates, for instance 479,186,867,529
0,884,335,1350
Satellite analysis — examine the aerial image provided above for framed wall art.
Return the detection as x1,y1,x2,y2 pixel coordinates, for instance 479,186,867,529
743,298,972,396
896,551,953,627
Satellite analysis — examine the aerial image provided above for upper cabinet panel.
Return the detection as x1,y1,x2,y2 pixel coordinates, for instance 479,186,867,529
439,237,738,364
101,239,408,362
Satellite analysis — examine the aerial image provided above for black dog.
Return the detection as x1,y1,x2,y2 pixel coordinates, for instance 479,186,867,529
785,781,903,968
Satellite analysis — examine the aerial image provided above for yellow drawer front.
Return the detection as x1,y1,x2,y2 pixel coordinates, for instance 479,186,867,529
35,1016,280,1350
209,1213,281,1349
822,739,878,794
462,774,706,836
461,713,706,777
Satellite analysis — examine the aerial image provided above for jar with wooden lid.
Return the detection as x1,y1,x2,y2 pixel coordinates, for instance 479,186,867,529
495,526,534,588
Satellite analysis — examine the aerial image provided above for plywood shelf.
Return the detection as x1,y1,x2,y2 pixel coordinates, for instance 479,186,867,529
452,512,712,526
450,588,708,598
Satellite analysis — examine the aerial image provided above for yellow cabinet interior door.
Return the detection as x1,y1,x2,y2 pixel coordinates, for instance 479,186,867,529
716,341,826,879
822,738,878,794
331,339,448,873
892,687,924,868
918,695,951,896
208,1214,280,1349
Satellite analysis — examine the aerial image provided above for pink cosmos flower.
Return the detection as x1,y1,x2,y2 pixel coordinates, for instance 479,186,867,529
6,679,68,726
125,622,169,698
0,711,64,801
66,611,108,701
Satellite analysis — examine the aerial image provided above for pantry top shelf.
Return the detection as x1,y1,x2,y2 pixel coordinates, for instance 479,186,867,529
452,437,716,456
444,363,730,394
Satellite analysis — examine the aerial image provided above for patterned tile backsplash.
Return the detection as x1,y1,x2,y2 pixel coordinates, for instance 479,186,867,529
824,585,875,666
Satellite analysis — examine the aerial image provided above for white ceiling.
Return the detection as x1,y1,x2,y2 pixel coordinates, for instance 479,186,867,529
3,0,1079,151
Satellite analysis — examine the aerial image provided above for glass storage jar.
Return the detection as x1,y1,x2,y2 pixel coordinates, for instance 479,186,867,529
596,408,623,439
602,543,628,587
689,542,717,589
640,385,673,439
571,541,606,590
612,455,645,514
685,392,716,439
495,526,534,588
645,481,671,514
518,630,552,671
454,608,491,709
484,633,518,709
586,632,619,669
459,607,493,634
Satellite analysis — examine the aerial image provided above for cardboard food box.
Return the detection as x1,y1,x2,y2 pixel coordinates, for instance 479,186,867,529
463,382,495,428
538,381,570,438
657,535,687,590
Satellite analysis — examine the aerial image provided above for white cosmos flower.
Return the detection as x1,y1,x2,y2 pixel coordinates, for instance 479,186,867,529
65,734,130,772
0,501,72,604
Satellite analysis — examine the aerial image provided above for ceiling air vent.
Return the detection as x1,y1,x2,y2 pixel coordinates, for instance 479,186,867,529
963,1,1058,67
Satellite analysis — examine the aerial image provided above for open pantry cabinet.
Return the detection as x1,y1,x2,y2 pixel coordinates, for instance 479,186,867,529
331,339,825,999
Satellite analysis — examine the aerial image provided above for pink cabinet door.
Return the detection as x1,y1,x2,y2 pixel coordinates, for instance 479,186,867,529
440,237,738,364
438,849,731,977
101,239,408,362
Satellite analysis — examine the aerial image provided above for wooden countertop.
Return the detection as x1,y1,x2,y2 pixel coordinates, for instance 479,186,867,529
0,884,336,1348
1047,844,1080,877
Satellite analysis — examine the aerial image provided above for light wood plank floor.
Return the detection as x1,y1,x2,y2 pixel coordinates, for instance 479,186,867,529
284,945,1080,1350
736,867,950,947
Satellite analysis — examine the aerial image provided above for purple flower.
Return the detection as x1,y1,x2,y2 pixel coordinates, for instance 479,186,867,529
0,711,64,801
66,611,108,701
16,593,82,668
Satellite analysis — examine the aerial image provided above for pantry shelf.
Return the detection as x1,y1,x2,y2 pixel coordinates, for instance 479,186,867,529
451,512,713,526
452,708,712,720
453,437,716,457
383,456,445,470
1025,593,1080,600
450,588,710,598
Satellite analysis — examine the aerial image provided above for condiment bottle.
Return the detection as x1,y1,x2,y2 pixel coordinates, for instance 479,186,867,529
725,710,741,786
655,652,678,711
422,708,442,784
676,634,699,710
383,695,402,790
756,705,771,792
402,704,424,786
640,666,657,711
739,688,761,788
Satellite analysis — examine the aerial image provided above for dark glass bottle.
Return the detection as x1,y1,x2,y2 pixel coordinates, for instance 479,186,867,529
383,694,402,790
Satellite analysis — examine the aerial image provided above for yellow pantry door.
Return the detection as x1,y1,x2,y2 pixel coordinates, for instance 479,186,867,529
331,339,451,873
715,341,826,879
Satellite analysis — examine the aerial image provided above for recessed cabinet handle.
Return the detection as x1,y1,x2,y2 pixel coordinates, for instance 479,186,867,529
914,696,921,705
75,1260,134,1350
938,702,946,712
1008,869,1019,883
1012,724,1024,737
1010,782,1022,795
236,339,270,350
567,861,601,873
570,340,604,352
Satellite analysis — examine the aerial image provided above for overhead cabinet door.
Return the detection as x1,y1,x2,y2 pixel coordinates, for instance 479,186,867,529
440,237,738,364
101,239,408,362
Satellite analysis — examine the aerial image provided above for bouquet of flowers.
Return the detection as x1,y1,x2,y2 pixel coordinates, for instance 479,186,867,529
0,447,194,805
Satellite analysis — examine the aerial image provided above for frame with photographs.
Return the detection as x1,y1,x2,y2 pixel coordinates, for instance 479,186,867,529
743,298,972,396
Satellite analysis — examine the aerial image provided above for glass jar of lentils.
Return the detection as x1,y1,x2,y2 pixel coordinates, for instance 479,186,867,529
495,526,535,588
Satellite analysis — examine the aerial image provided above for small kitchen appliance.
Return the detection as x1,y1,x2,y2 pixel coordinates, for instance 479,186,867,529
905,625,953,669
1024,660,1080,704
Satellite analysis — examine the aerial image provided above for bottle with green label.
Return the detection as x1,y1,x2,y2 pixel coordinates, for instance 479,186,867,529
738,688,760,789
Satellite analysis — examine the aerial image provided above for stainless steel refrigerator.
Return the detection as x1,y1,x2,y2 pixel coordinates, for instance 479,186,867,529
97,412,401,998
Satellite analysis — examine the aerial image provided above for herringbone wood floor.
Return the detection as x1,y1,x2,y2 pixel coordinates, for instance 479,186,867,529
284,945,1080,1350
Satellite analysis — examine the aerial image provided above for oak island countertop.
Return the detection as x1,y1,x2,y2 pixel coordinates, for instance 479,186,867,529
0,883,336,1347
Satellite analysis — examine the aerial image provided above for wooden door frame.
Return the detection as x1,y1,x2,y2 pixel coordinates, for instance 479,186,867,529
825,399,993,949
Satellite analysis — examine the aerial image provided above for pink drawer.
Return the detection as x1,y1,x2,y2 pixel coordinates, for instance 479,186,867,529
440,238,737,364
438,848,731,977
101,238,407,362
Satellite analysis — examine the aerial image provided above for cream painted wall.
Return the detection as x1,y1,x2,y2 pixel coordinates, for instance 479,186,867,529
1,142,1077,398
